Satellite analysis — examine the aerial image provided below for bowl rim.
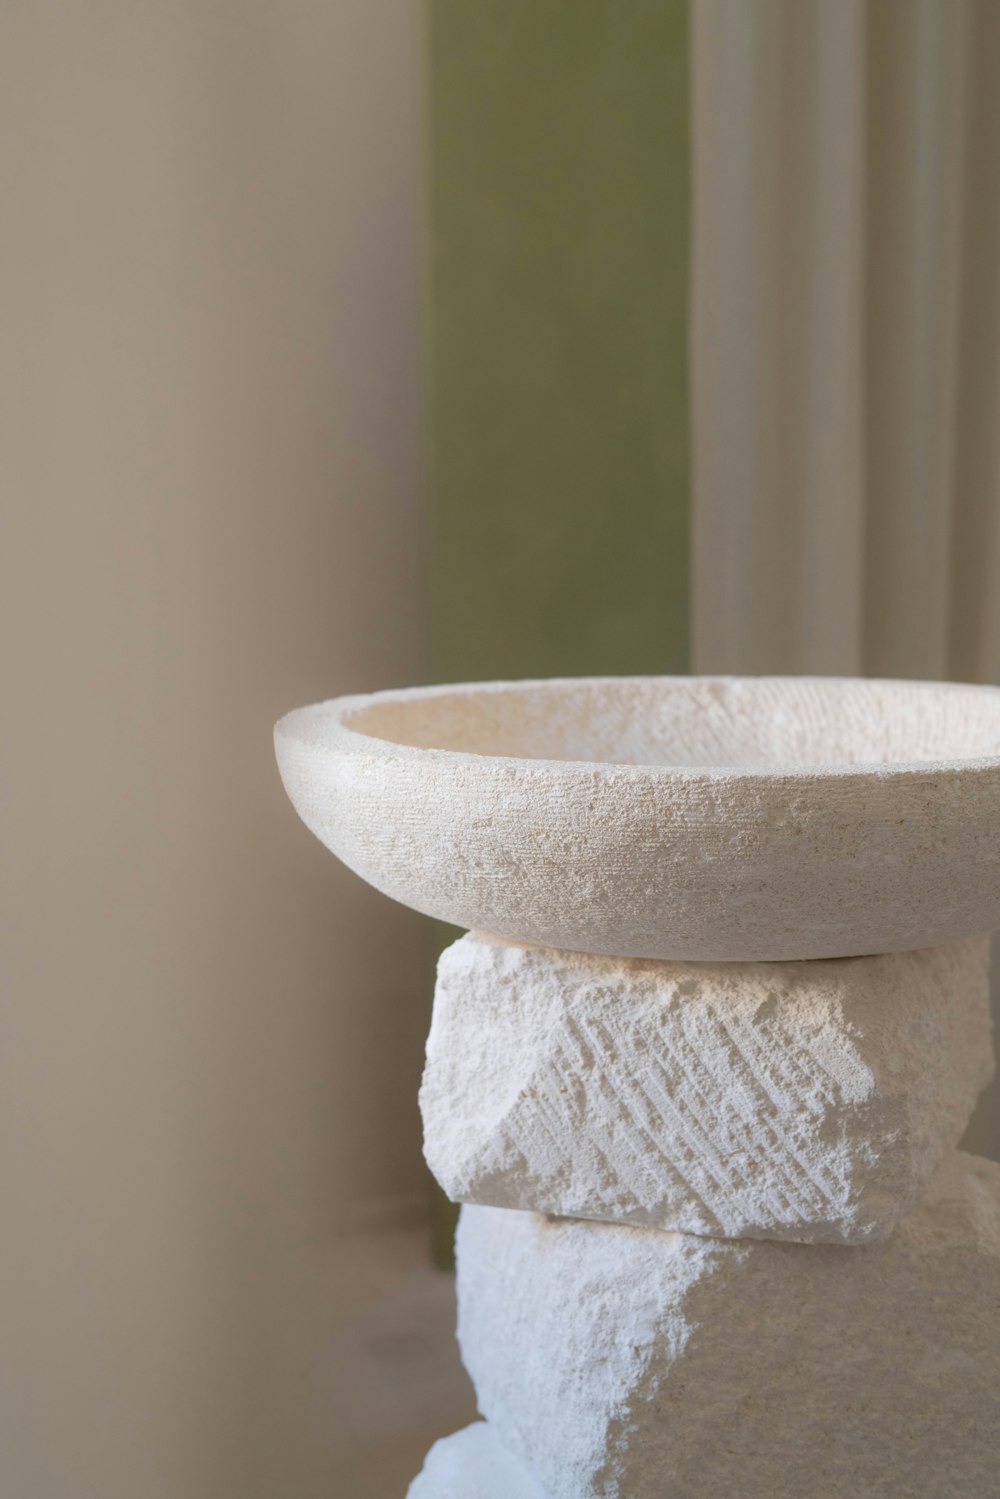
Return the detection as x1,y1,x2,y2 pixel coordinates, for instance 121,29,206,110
273,674,1000,784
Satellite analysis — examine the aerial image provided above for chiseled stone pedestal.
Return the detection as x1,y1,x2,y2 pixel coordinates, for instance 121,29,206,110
412,935,999,1497
455,1152,1000,1499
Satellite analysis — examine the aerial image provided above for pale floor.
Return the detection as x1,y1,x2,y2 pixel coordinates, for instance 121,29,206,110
302,1223,477,1499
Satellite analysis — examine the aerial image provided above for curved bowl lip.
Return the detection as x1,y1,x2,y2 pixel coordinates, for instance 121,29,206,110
273,674,1000,784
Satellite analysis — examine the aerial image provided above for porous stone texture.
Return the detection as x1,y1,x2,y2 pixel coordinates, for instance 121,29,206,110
408,1422,549,1499
456,1152,1000,1499
422,933,993,1243
274,675,1000,960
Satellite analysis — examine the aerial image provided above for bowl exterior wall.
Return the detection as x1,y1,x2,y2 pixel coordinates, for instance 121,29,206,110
275,732,1000,961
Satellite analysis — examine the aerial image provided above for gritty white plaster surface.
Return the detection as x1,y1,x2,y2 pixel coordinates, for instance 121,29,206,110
407,1422,548,1499
422,933,993,1243
456,1152,1000,1499
274,676,1000,960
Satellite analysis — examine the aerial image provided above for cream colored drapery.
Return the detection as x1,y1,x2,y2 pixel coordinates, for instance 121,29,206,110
691,0,1000,681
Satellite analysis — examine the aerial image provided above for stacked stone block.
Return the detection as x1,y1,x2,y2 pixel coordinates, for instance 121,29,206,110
409,933,1000,1498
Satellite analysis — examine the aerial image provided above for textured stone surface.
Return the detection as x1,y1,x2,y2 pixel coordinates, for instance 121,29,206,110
408,1422,548,1499
422,933,993,1243
275,675,1000,960
457,1152,1000,1499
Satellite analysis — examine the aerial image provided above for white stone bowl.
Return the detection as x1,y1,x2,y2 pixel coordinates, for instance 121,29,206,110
274,676,1000,961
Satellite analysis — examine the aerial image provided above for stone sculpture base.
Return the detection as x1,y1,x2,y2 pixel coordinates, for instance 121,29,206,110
411,930,999,1497
454,1151,1000,1499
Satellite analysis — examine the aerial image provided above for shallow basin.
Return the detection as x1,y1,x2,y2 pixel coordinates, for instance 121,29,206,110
274,676,1000,961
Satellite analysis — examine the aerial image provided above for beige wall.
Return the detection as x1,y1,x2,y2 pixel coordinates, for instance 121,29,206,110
1,5,426,1496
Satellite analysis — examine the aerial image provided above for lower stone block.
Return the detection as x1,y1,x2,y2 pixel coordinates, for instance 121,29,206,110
456,1151,1000,1499
407,1421,548,1498
422,933,992,1242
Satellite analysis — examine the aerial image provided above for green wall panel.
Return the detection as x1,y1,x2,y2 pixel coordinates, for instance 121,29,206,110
428,0,690,683
425,0,691,1262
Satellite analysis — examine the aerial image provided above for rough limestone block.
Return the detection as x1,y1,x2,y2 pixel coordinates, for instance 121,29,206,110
422,933,993,1243
408,1422,549,1499
275,676,1000,960
456,1152,1000,1499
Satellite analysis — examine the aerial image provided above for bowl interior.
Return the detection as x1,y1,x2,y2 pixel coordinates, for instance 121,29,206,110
344,677,1000,772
